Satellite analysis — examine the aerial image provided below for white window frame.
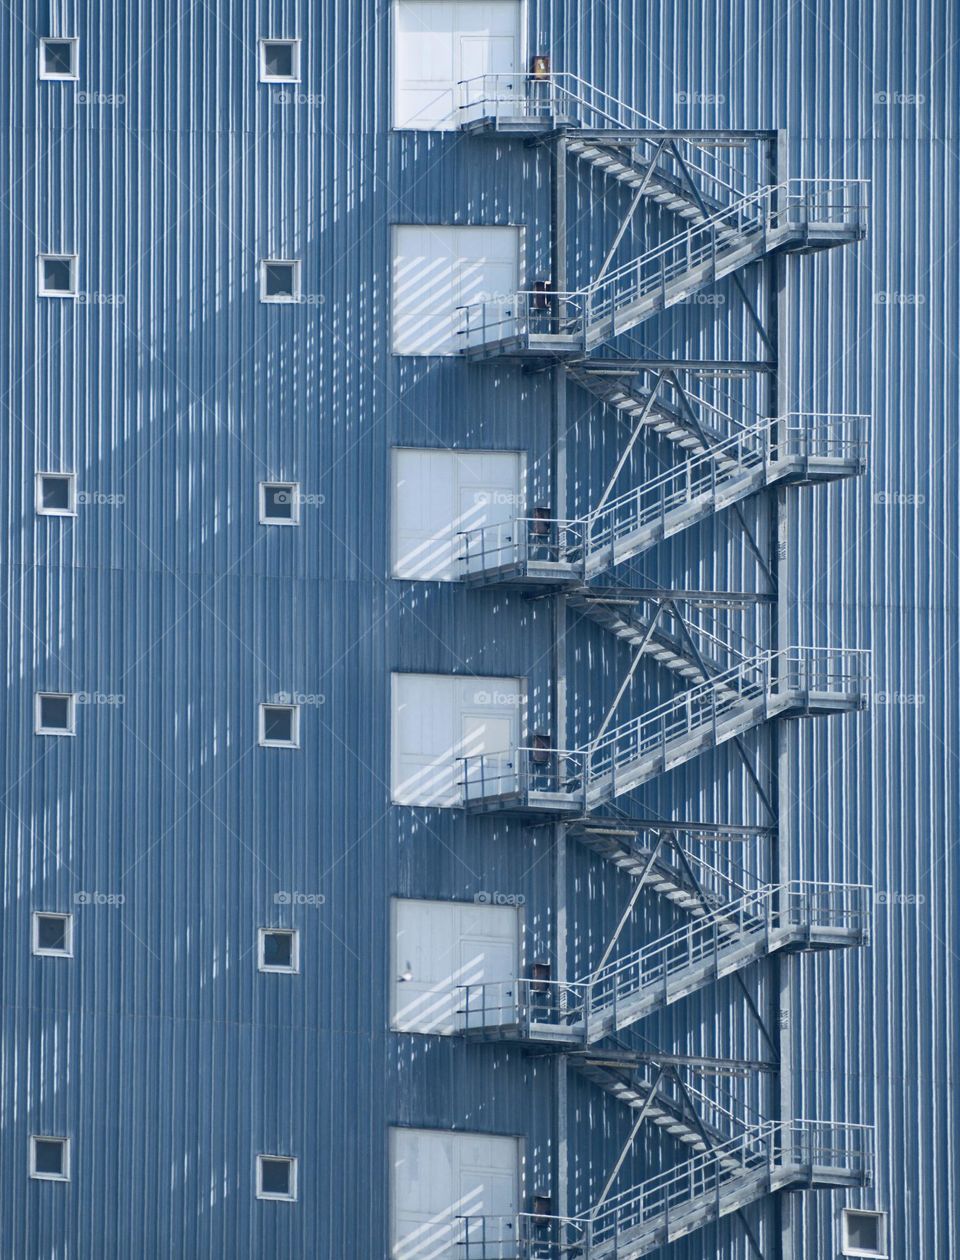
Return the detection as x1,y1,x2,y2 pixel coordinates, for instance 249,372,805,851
258,703,301,749
841,1208,889,1258
391,1,529,132
256,1154,298,1201
259,258,301,304
38,253,78,298
29,1135,70,1181
258,928,300,974
39,37,79,81
36,471,77,517
258,38,301,83
259,481,301,526
32,912,74,958
35,692,77,736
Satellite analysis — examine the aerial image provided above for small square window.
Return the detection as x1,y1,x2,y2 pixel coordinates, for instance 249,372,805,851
841,1208,888,1257
35,692,77,736
257,1154,297,1200
39,38,79,81
30,1136,70,1180
260,482,300,525
259,703,300,748
32,912,73,957
259,39,300,82
36,472,77,516
259,928,300,973
260,259,301,303
38,254,77,297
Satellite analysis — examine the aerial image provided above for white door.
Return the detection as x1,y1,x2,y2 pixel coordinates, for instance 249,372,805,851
392,448,523,581
392,898,520,1034
460,710,517,798
391,672,523,806
392,1127,520,1260
393,225,521,356
395,1,522,130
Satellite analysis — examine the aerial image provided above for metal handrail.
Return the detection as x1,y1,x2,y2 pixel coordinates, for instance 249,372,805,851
458,178,867,351
456,70,755,200
457,879,871,1034
459,414,868,578
455,1120,873,1257
587,648,870,788
457,648,870,811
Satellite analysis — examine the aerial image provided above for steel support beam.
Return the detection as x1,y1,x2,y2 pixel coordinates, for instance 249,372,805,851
589,1068,667,1219
577,358,776,373
589,835,667,977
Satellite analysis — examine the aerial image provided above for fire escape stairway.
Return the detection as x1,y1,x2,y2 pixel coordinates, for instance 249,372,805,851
570,826,747,933
572,1058,743,1167
460,414,867,588
459,648,868,815
565,138,746,237
460,181,866,360
566,593,738,691
564,1121,869,1260
458,879,870,1045
563,363,733,458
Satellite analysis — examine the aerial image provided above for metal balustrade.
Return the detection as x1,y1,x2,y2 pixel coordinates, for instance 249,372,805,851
459,414,868,584
456,1121,873,1259
459,647,868,814
459,180,868,355
456,71,755,204
458,881,871,1043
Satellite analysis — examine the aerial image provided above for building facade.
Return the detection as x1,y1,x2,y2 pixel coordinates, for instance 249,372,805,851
1,2,955,1258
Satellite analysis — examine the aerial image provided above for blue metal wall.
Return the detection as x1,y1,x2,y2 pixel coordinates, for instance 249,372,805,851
0,1,953,1257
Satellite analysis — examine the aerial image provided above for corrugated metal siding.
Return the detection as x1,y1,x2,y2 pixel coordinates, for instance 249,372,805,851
0,1,954,1257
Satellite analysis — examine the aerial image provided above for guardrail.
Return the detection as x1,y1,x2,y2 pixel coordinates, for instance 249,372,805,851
588,647,869,791
460,415,867,581
459,747,586,805
458,881,870,1037
458,649,869,810
456,70,758,205
455,1120,873,1258
460,413,867,581
458,179,868,353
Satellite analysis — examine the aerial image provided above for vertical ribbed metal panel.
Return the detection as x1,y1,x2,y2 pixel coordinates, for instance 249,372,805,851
0,2,953,1258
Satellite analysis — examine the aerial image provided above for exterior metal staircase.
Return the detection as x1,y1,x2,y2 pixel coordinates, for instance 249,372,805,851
564,363,731,456
573,1058,745,1167
459,879,870,1046
459,647,868,815
460,413,867,588
461,180,867,360
570,826,751,931
452,69,872,1260
456,1120,873,1259
567,593,737,689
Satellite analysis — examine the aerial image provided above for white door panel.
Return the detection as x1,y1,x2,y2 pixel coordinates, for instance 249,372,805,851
392,1127,520,1259
393,225,520,356
393,448,521,581
392,899,519,1035
395,1,521,131
392,672,522,807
